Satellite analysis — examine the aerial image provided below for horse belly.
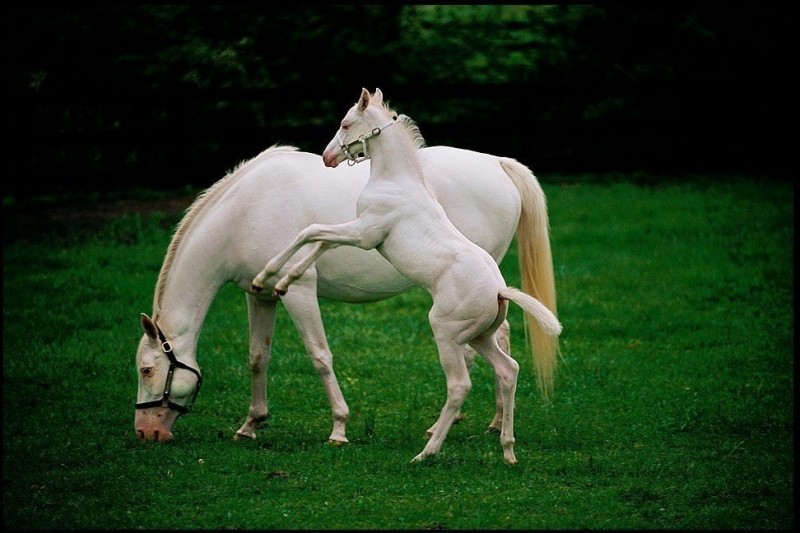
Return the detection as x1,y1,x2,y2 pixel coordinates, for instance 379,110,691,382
315,245,413,303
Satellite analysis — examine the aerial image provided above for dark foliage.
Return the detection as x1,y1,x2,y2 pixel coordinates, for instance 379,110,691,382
5,5,793,197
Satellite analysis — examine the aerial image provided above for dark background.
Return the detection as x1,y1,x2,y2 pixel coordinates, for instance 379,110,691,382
5,5,794,199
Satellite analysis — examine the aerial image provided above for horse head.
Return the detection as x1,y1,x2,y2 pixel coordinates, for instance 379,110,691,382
134,313,202,442
322,87,396,168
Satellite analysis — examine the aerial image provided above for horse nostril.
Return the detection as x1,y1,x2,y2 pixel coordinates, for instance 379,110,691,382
137,429,146,440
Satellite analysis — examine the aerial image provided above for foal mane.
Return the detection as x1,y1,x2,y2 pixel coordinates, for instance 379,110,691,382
377,102,439,199
153,144,299,318
396,113,427,149
378,98,426,149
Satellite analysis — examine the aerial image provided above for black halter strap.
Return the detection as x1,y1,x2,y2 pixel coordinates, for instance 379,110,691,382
135,325,202,414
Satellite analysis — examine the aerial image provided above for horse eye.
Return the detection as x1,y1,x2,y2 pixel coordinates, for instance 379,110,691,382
141,367,154,378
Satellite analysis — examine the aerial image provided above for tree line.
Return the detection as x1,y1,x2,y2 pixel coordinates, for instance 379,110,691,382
6,5,792,197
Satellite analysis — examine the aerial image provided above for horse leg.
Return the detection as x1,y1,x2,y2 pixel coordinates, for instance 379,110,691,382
425,318,510,437
468,330,520,464
235,295,278,440
487,319,510,433
424,343,474,438
412,336,472,463
252,219,375,292
274,241,336,296
281,279,350,444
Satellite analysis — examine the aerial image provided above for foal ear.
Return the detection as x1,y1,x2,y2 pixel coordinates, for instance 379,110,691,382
358,87,370,111
140,313,159,341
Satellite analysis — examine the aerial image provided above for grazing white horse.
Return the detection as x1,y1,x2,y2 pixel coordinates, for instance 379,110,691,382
251,88,562,463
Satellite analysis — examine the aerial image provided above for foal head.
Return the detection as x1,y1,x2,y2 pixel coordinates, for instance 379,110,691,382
322,88,398,168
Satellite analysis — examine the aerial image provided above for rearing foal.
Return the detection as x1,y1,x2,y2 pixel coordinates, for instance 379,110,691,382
252,88,562,464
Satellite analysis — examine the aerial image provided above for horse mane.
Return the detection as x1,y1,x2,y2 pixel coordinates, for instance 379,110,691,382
395,113,427,149
153,144,299,318
376,102,438,199
379,99,426,149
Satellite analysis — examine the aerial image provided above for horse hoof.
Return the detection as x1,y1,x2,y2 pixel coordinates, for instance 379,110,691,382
251,284,263,293
273,288,287,297
327,438,349,446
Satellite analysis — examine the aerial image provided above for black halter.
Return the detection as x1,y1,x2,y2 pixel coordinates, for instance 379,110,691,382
134,325,202,414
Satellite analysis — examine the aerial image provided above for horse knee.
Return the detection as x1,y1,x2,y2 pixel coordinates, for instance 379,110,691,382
497,359,519,388
249,350,270,373
308,350,334,374
447,381,472,404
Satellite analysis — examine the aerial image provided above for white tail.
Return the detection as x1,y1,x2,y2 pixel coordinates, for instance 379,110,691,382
499,286,561,399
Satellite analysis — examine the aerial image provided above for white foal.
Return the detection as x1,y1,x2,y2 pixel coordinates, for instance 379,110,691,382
252,88,561,464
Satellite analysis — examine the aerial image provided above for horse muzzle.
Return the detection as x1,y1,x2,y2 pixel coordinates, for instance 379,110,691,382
322,149,341,168
135,406,180,442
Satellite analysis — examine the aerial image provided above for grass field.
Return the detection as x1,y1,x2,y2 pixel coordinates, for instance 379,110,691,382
3,177,794,529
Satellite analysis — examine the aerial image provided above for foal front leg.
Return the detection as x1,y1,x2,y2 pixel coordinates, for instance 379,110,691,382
251,219,377,293
274,241,336,296
251,229,316,293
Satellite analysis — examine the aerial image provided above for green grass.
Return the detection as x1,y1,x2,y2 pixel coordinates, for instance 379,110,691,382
3,178,793,529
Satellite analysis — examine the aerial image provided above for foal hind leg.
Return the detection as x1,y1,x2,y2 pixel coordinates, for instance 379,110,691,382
423,343,477,438
413,338,472,463
425,319,510,437
469,331,519,464
487,319,511,433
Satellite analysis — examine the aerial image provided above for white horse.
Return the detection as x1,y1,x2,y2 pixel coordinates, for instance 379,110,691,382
251,88,562,463
134,118,558,450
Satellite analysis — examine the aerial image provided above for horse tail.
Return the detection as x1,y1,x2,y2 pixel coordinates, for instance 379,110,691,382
499,287,562,399
498,157,560,398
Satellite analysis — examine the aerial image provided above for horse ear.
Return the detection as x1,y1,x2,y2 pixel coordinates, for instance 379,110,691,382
140,313,158,340
358,88,370,111
373,88,384,105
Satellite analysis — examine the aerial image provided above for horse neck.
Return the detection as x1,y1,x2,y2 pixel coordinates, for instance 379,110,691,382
367,122,425,187
153,231,230,356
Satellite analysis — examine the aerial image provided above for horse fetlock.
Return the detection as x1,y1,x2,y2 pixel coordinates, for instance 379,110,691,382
411,451,432,463
250,274,265,292
503,450,518,465
234,429,257,440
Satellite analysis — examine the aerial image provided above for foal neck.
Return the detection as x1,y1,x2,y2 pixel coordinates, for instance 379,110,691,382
367,114,424,184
